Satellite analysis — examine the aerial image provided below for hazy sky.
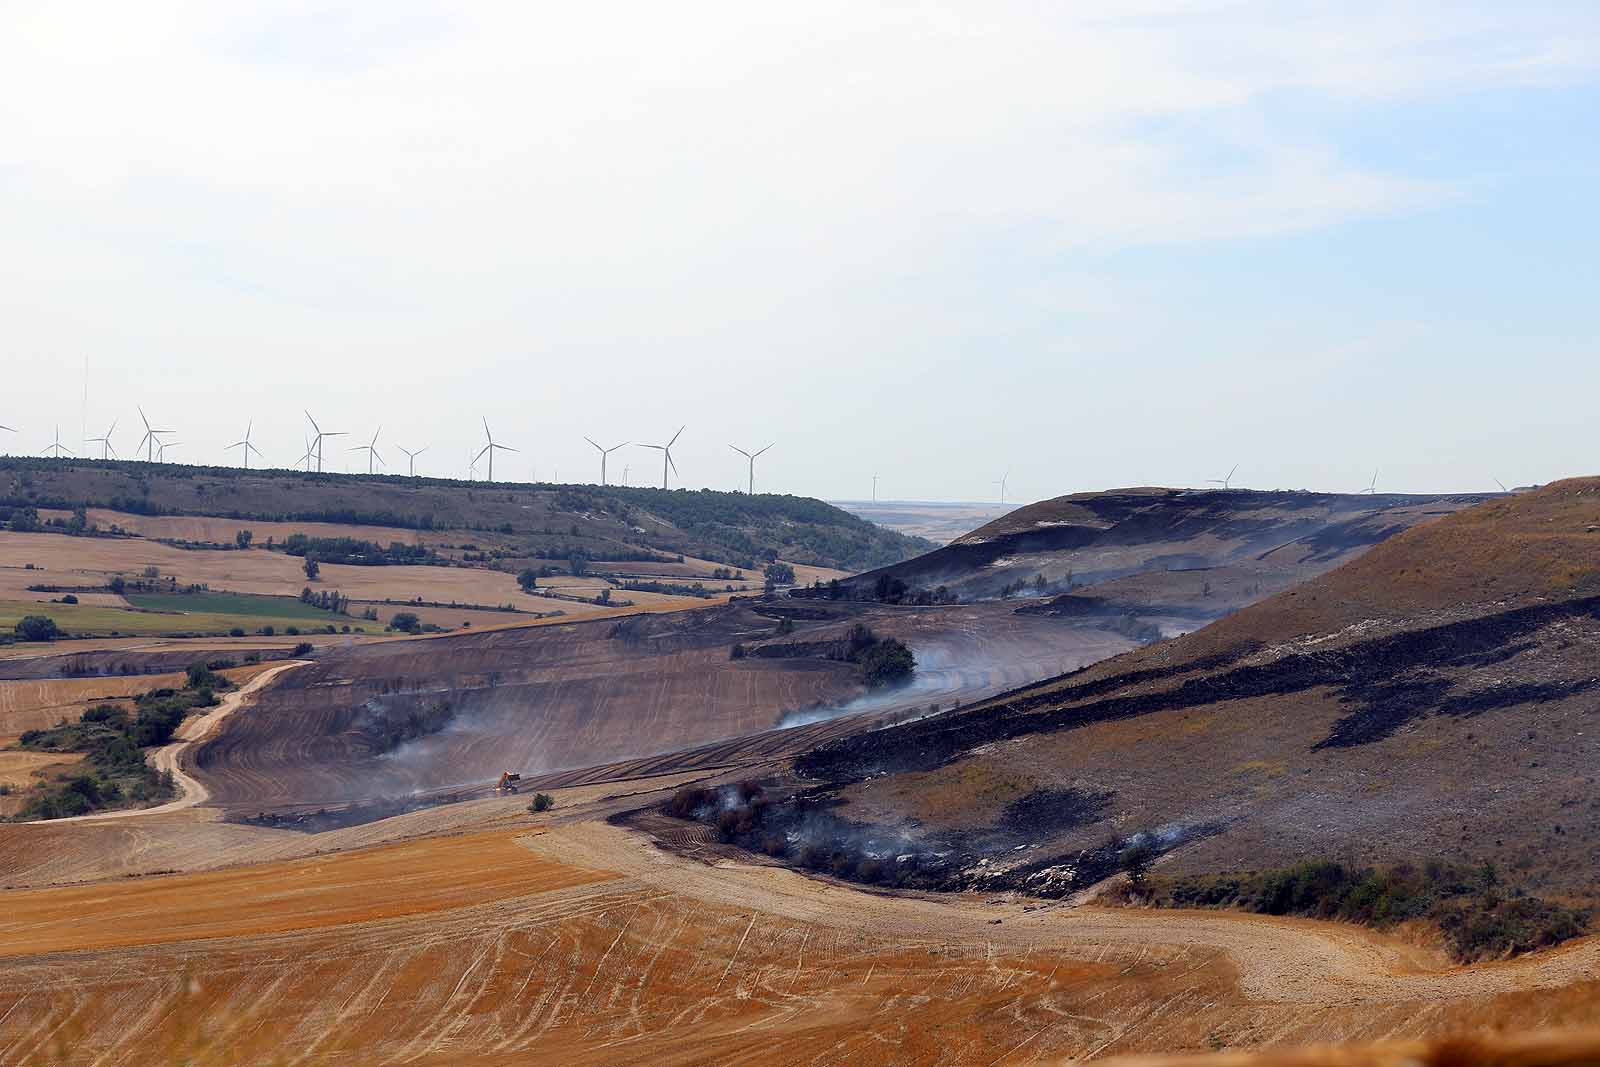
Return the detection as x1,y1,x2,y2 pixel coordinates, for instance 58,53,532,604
3,3,1596,502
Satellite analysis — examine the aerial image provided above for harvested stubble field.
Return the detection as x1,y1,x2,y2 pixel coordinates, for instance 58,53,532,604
188,601,1131,817
2,801,1600,1066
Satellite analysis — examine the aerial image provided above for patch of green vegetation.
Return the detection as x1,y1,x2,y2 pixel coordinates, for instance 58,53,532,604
0,597,338,638
11,663,234,820
1147,860,1589,962
125,591,335,621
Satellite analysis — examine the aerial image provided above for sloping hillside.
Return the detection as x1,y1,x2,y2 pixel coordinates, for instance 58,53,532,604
827,489,1487,620
772,480,1600,911
0,458,932,573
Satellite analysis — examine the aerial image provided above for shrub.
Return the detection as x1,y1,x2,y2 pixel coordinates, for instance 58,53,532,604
257,625,275,636
528,792,555,812
60,594,78,605
390,612,422,634
15,615,61,642
229,627,246,637
729,642,746,660
292,642,313,656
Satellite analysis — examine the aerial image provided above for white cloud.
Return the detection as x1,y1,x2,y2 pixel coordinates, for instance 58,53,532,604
1,2,1595,496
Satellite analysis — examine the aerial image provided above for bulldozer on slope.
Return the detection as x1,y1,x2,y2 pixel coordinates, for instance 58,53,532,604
496,771,522,795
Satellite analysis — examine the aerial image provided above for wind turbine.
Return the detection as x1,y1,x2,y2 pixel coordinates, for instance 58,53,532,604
640,426,684,490
475,418,517,482
585,437,629,486
398,445,427,477
156,440,181,463
348,426,385,475
994,470,1010,506
872,473,878,503
85,419,118,460
1361,469,1378,495
303,411,345,473
1494,477,1509,493
228,420,263,469
41,425,74,458
729,443,773,495
1208,464,1239,490
136,407,172,462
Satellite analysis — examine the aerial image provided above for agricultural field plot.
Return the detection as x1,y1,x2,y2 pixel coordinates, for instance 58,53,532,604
2,806,1598,1066
0,597,341,639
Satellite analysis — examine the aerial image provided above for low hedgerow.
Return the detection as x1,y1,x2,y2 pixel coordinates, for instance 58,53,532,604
1145,860,1589,962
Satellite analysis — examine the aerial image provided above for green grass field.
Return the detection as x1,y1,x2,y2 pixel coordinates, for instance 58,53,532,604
125,592,335,621
1,595,343,638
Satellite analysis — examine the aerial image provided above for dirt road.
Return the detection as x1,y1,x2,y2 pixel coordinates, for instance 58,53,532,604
523,818,1600,1007
32,660,307,824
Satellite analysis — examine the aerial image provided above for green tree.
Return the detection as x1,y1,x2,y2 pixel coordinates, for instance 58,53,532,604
235,529,253,549
15,615,62,642
1121,841,1156,893
303,557,320,580
391,611,422,634
517,568,538,593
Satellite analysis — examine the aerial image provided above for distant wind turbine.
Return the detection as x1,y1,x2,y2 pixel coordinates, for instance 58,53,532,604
1361,469,1379,495
136,407,172,462
348,426,385,475
585,437,629,486
156,440,181,463
1494,477,1509,493
475,419,518,482
994,470,1010,506
1208,464,1239,490
622,464,630,486
85,419,118,460
228,420,263,469
729,442,773,495
872,473,878,503
640,426,684,489
303,411,345,473
41,425,74,458
398,445,427,477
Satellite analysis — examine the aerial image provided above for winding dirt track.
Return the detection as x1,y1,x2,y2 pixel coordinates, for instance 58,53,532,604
33,660,307,824
526,820,1600,1008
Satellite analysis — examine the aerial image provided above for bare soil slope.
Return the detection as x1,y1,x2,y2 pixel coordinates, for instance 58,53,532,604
836,488,1487,619
794,479,1600,903
191,601,1132,817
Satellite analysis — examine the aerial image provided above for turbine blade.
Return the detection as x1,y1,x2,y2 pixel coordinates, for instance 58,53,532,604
731,445,751,458
475,444,491,462
585,437,601,451
305,410,320,434
497,444,520,453
669,425,684,447
755,443,773,457
667,452,678,476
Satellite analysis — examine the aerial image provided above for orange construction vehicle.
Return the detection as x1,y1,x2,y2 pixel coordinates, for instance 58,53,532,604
496,771,521,794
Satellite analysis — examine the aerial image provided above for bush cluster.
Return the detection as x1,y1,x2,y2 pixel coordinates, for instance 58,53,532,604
1148,860,1589,962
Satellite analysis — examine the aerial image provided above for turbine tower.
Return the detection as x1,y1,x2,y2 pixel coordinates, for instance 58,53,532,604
475,418,518,482
228,420,263,469
872,473,878,503
640,426,684,490
994,470,1009,506
348,426,385,475
303,411,345,473
41,425,75,458
1208,464,1239,490
398,445,427,477
584,437,629,486
136,407,172,462
729,442,773,495
85,419,118,460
